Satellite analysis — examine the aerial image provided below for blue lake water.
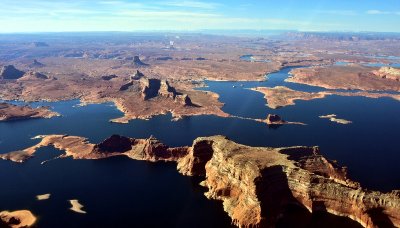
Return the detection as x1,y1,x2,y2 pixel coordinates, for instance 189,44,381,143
1,65,399,227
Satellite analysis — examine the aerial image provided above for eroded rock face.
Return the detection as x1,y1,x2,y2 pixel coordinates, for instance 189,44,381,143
0,65,25,79
140,78,161,100
373,67,400,81
2,135,399,228
139,78,193,105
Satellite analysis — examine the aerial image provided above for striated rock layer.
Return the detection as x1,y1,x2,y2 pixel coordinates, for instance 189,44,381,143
1,135,399,228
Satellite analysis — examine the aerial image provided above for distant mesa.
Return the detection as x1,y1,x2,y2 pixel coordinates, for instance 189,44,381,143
131,70,144,80
101,74,118,81
31,42,49,47
156,56,173,61
64,52,84,58
0,65,25,79
20,71,49,80
28,59,45,68
133,56,149,66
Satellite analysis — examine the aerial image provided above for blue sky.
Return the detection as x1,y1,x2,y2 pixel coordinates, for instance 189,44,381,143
0,0,399,33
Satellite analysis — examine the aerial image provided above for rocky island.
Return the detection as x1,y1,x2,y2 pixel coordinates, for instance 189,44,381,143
0,103,59,121
1,134,399,228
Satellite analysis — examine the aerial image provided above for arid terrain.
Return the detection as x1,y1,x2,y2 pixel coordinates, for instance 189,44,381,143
1,33,399,123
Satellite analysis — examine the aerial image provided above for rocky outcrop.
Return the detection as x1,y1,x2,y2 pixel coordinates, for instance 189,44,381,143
159,80,177,98
0,65,25,79
131,70,144,80
373,67,400,81
0,210,36,228
133,56,149,66
28,59,45,68
140,78,193,105
2,135,399,228
175,94,193,106
93,134,133,153
265,114,286,125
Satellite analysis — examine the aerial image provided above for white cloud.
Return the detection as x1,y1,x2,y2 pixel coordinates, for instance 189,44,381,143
366,10,390,15
160,1,220,9
316,10,357,16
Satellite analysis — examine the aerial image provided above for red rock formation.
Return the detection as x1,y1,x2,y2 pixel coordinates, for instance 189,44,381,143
2,135,400,228
265,114,286,125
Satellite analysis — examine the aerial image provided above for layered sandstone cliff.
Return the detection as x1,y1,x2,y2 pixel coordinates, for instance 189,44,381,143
1,135,399,227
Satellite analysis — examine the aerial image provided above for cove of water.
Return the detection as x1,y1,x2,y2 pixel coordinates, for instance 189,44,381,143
1,65,399,227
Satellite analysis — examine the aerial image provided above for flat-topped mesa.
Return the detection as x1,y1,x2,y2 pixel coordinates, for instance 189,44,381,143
0,65,25,79
2,135,399,228
373,67,400,81
139,77,194,105
265,114,286,125
133,56,149,67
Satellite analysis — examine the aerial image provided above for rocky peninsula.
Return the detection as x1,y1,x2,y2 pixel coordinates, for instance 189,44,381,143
287,65,400,92
252,86,400,109
0,103,59,121
1,134,399,228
